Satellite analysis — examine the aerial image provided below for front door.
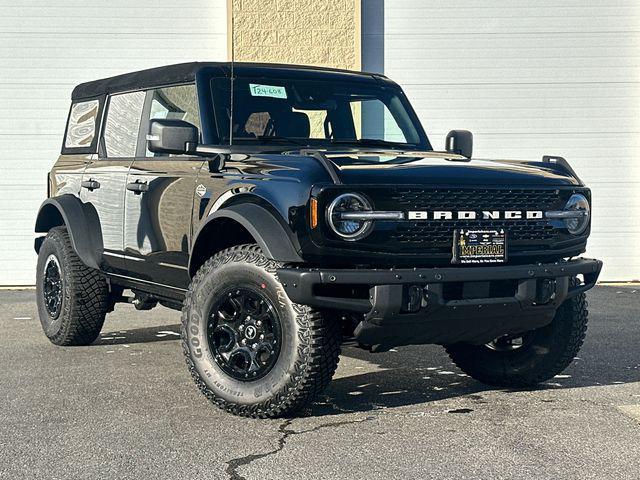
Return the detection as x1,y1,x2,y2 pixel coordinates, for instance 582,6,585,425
123,84,204,289
80,90,145,274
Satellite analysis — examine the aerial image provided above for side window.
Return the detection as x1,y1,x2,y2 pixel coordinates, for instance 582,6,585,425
64,99,100,149
145,85,199,157
351,98,408,143
293,109,326,138
103,91,145,157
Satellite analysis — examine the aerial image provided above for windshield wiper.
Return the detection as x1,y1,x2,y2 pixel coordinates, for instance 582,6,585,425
329,138,418,149
255,135,308,146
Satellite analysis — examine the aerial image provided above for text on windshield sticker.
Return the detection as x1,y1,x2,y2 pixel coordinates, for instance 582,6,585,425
249,83,287,99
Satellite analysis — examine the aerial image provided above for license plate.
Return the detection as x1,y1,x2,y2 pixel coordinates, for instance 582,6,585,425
452,229,507,264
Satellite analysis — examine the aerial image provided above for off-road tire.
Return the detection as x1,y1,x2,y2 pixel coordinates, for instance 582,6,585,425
36,226,109,346
445,284,588,387
182,244,341,418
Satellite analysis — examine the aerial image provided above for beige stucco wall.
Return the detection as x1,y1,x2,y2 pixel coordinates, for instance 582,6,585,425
228,0,360,71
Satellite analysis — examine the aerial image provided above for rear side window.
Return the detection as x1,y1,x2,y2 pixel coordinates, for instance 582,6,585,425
64,99,100,150
103,91,145,157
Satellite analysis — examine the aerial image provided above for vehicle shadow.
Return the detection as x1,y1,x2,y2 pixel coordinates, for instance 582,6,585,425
93,287,640,418
93,322,639,417
94,324,182,345
307,345,490,417
304,327,640,417
303,288,640,417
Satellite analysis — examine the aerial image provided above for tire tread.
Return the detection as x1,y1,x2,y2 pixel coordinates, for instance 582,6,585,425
445,285,588,387
181,244,341,418
38,227,109,346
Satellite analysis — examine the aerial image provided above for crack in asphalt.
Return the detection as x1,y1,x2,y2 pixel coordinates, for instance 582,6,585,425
225,416,374,480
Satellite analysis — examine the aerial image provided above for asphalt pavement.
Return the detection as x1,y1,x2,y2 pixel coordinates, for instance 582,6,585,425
1,286,639,480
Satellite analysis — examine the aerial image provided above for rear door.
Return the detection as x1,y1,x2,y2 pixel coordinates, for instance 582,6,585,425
123,84,204,289
80,91,145,274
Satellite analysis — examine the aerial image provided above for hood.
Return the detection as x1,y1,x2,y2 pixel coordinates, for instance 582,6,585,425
327,152,581,186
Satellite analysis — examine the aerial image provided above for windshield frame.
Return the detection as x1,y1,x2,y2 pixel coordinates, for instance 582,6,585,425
197,68,432,151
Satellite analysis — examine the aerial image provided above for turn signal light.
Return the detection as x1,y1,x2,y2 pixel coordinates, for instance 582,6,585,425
310,197,318,229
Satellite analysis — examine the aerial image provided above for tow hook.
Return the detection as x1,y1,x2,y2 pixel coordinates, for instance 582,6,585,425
535,279,557,305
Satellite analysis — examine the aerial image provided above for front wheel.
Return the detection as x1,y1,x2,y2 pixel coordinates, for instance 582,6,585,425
445,286,588,387
181,244,341,418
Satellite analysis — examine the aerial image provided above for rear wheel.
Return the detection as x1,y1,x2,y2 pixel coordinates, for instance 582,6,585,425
182,244,341,418
36,226,109,346
445,285,588,387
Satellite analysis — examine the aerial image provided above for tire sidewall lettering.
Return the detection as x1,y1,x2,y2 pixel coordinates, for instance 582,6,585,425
185,254,302,404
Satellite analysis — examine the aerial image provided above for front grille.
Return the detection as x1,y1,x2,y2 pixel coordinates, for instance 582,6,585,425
369,187,567,252
393,219,556,245
388,187,562,212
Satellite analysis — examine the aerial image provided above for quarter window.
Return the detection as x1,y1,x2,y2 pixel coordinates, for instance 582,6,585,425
64,100,100,149
104,91,145,157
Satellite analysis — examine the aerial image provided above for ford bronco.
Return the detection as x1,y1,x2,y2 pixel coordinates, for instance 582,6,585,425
35,62,602,417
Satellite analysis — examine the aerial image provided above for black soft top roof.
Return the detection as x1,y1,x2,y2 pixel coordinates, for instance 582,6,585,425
71,62,384,101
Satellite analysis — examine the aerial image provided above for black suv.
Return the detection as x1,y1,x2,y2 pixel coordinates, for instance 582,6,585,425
35,62,602,418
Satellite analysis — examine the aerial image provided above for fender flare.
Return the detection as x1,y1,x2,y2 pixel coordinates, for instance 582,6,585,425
189,203,304,274
34,195,103,270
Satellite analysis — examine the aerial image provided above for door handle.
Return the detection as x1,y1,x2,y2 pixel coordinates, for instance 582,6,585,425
81,179,100,191
126,181,149,194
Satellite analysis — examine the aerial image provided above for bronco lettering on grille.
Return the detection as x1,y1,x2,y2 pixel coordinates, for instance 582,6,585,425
407,211,544,220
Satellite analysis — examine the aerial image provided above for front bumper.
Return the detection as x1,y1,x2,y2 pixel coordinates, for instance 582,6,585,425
278,257,602,350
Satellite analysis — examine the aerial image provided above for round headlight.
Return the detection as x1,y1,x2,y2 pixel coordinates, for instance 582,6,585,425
564,193,590,235
327,193,373,241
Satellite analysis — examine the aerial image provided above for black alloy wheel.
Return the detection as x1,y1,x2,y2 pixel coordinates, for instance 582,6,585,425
485,334,525,352
207,287,282,381
42,254,63,319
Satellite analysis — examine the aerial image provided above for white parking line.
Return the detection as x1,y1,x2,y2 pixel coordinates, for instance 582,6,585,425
618,405,640,422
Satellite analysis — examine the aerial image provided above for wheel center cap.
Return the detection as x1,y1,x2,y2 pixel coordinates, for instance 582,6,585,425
245,325,257,340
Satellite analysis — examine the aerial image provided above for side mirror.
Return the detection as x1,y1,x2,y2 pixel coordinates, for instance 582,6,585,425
445,130,473,159
147,119,198,155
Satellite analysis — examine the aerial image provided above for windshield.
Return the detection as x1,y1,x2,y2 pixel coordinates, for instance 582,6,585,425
210,74,430,151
